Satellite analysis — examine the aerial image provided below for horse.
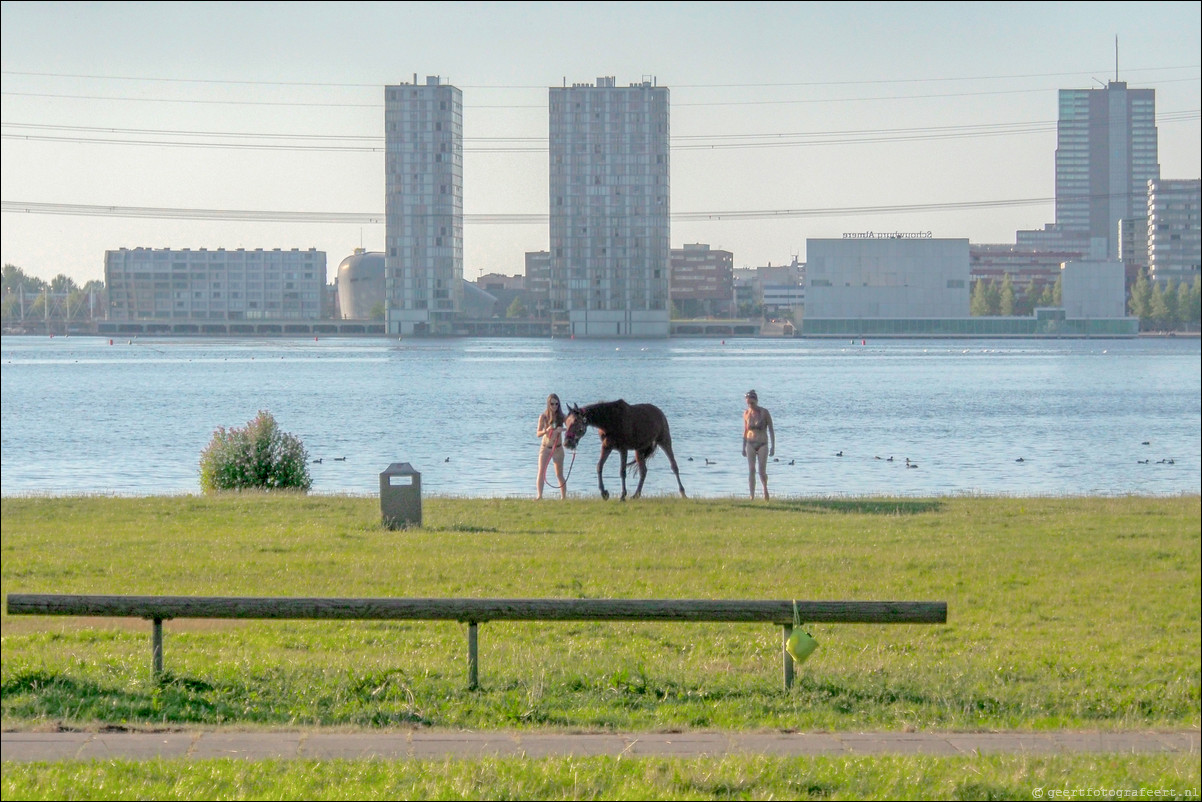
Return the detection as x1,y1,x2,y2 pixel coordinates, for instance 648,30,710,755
562,400,687,501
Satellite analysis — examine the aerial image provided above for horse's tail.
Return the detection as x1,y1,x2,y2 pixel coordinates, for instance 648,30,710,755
627,444,659,467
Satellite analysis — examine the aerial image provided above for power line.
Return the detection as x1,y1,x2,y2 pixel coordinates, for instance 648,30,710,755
3,110,1197,152
3,64,1198,88
1,197,1054,224
5,77,1200,110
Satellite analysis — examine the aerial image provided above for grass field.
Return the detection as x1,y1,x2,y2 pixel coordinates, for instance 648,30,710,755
2,493,1199,798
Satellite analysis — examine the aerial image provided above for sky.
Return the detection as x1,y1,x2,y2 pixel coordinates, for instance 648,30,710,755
1,1,1199,286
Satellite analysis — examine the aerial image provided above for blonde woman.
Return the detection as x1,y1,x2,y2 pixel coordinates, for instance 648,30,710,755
742,389,775,499
536,393,567,499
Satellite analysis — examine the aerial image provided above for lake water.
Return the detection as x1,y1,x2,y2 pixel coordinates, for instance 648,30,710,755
1,335,1199,500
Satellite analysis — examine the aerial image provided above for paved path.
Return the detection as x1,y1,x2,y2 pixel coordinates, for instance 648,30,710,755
2,729,1198,762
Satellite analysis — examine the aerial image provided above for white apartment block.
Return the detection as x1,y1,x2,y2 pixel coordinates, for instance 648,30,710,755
384,76,463,335
104,247,326,321
549,76,671,337
1147,178,1201,286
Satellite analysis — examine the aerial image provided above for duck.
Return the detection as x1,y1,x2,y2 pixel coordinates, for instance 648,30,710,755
835,450,844,457
311,458,323,464
1015,457,1024,463
905,458,918,469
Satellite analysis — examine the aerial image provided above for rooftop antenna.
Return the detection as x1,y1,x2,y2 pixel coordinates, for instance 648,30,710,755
1115,35,1119,82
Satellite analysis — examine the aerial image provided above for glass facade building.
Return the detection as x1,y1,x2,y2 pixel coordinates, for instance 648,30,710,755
549,77,671,337
384,76,463,335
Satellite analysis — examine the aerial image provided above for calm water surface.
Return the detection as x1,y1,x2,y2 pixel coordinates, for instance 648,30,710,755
2,335,1198,499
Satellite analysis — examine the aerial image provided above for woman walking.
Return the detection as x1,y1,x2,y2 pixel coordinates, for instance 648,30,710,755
536,393,568,499
742,389,775,499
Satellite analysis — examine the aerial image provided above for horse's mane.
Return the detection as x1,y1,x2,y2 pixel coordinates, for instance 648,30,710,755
580,399,629,429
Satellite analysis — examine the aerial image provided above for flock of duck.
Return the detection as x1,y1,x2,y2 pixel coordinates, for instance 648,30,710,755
682,440,1176,470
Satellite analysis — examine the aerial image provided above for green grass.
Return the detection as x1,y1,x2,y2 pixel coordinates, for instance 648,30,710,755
3,493,1198,732
1,754,1199,800
2,494,1199,798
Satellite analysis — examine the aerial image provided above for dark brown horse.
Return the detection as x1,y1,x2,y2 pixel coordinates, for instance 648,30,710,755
563,400,687,501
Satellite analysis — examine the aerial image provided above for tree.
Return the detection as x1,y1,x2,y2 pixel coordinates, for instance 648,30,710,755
1051,275,1062,306
999,274,1015,316
970,279,991,316
506,296,528,318
1163,279,1182,332
2,263,46,296
1148,281,1170,331
1128,270,1152,322
49,274,78,294
1188,276,1202,328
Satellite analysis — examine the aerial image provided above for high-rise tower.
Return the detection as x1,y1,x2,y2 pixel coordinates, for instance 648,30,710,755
1053,81,1159,260
384,76,463,335
549,77,670,337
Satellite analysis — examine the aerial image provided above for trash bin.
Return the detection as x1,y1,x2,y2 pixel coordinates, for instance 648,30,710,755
380,462,421,529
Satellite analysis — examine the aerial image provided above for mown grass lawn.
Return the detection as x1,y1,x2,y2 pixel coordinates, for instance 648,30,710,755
2,493,1198,799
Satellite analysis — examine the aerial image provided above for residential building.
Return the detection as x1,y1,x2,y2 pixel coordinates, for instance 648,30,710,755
670,244,733,318
524,250,552,317
1117,217,1150,284
1147,178,1201,286
549,76,671,337
384,76,463,335
758,258,805,316
970,243,1070,296
104,247,326,321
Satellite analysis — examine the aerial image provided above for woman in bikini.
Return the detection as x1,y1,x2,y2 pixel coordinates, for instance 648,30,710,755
742,389,775,499
535,393,567,499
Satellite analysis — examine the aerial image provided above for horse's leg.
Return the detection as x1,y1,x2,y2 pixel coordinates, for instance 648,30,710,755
596,446,611,500
660,438,687,498
618,449,629,501
632,449,649,499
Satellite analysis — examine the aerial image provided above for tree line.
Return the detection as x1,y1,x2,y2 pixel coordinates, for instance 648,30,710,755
2,264,105,324
971,270,1201,332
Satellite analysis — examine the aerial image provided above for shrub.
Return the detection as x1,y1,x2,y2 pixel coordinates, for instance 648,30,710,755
199,410,312,494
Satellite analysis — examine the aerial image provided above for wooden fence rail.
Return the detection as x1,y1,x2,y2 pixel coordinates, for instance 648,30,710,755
6,594,947,689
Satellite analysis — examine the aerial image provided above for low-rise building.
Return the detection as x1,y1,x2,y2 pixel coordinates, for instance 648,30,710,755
105,247,326,322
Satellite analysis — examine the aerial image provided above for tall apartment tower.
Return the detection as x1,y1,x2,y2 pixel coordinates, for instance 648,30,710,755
1054,81,1159,260
384,76,463,335
1147,178,1201,286
549,76,671,337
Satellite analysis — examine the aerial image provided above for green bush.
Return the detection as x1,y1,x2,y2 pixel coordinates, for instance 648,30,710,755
198,411,312,494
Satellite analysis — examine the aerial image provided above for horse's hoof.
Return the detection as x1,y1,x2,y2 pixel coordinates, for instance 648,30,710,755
601,490,609,500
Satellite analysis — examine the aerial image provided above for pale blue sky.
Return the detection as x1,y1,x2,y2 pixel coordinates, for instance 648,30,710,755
2,1,1199,284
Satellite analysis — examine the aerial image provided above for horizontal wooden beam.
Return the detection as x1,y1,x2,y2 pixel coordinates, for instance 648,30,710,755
6,594,946,625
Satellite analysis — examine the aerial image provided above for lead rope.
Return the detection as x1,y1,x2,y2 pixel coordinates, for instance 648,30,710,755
544,447,577,490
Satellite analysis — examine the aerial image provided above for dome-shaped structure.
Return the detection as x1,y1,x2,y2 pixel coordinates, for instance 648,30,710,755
336,250,386,320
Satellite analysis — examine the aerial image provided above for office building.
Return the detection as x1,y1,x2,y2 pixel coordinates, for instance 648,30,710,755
384,76,463,335
549,76,671,337
1147,178,1201,286
524,250,552,317
670,244,734,318
1023,81,1160,262
105,247,326,321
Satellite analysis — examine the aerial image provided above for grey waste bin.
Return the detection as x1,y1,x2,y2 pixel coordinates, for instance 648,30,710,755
380,462,422,529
